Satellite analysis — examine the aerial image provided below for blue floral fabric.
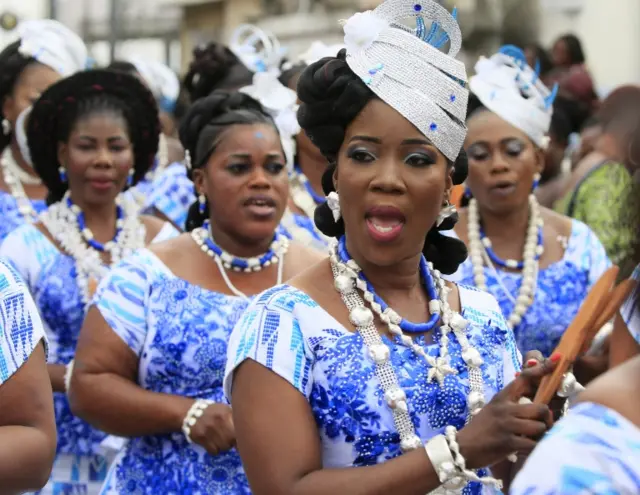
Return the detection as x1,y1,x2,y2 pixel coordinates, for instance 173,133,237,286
447,220,611,357
95,249,251,494
224,284,521,493
0,190,47,242
142,163,194,230
510,402,640,493
278,210,327,252
0,258,47,384
620,264,640,345
0,222,178,494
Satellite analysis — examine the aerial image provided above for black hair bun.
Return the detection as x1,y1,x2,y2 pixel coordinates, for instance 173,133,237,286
424,229,468,275
183,42,253,101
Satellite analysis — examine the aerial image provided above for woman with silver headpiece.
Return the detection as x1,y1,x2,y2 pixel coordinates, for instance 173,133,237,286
0,20,89,242
224,2,560,493
447,46,610,379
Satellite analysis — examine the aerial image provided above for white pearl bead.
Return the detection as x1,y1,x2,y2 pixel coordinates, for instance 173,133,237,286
462,348,483,367
450,313,467,331
334,275,354,294
515,303,527,314
471,254,483,265
509,314,522,326
428,299,441,314
473,266,484,277
368,343,390,365
400,435,422,452
467,390,485,410
506,259,519,269
349,306,374,327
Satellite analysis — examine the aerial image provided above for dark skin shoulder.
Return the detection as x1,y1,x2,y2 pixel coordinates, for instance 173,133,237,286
140,214,172,243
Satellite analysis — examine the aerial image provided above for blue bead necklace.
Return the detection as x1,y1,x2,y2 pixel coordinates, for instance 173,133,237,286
294,165,325,205
337,236,440,334
198,220,286,272
480,225,544,270
68,196,124,252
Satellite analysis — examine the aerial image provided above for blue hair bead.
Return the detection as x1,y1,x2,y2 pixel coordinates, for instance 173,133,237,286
430,122,438,132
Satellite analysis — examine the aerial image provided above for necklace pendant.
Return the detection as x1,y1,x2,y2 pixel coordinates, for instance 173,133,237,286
427,357,456,387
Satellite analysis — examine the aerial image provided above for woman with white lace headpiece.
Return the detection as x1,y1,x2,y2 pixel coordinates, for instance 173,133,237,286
224,2,563,493
446,46,611,384
0,19,89,242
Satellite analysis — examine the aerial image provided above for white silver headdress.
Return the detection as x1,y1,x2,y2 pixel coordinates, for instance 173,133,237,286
470,45,559,149
342,0,468,161
229,24,286,74
127,57,180,113
240,72,300,170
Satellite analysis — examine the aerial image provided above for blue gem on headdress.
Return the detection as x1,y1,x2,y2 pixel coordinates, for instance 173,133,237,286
545,83,559,110
368,63,384,75
450,94,456,103
364,76,373,85
430,123,438,132
532,59,541,85
499,45,528,69
414,3,422,11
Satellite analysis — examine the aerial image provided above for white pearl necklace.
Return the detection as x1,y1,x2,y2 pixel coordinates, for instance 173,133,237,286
41,192,146,305
1,148,40,223
468,195,543,329
190,225,289,300
329,241,499,491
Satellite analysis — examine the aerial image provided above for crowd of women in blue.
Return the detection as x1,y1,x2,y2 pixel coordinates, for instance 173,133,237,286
0,1,638,494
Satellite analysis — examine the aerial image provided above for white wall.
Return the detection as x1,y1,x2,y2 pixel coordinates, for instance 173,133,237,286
539,0,640,95
0,0,48,47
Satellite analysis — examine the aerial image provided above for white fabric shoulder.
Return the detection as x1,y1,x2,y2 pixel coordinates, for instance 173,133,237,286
151,222,180,243
564,220,611,286
0,259,47,385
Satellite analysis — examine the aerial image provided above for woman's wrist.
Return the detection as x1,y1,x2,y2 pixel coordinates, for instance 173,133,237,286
181,399,214,443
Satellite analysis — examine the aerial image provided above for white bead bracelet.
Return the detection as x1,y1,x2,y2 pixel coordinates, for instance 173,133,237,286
444,426,502,490
64,360,75,394
182,399,214,444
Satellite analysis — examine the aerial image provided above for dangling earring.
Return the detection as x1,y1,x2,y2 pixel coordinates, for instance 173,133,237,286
59,166,67,183
464,185,472,199
2,118,11,136
185,150,192,171
127,169,134,187
326,191,341,222
532,173,541,191
437,200,457,227
198,194,206,215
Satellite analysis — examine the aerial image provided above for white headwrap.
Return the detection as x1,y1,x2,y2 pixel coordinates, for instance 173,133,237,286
127,57,180,113
17,19,89,77
469,45,559,149
229,24,286,74
240,72,300,171
341,0,468,161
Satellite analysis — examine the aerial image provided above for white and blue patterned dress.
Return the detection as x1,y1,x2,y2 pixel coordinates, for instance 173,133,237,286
0,258,47,385
448,220,611,357
510,401,640,493
224,284,522,493
0,190,47,242
94,248,251,494
142,163,194,230
0,222,178,495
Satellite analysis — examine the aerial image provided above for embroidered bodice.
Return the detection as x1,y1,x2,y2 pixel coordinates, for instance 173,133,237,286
447,220,611,357
0,189,47,242
224,284,521,493
94,248,251,494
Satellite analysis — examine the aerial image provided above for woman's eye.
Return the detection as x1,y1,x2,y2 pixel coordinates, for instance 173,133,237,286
227,164,249,175
467,145,490,161
265,162,285,175
405,152,436,167
347,148,376,163
505,140,525,157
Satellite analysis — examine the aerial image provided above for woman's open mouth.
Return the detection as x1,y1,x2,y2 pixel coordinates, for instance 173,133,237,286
365,205,406,243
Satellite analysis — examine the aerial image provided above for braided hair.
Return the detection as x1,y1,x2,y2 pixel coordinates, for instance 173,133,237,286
0,41,39,152
179,90,279,231
27,70,161,204
297,50,469,274
183,43,254,103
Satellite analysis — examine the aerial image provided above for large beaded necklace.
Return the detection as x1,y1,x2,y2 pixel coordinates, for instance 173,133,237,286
41,192,146,304
1,148,41,223
467,194,543,329
329,237,500,490
190,220,290,300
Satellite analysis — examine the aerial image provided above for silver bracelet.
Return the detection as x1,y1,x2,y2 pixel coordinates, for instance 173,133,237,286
64,360,75,394
181,399,214,443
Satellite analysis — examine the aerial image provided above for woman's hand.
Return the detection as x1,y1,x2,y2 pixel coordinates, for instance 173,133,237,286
189,403,236,455
456,355,558,469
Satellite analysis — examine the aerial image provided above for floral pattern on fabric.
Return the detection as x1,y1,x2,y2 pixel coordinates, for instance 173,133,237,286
0,222,178,493
447,220,610,357
143,163,194,230
0,190,47,242
511,402,640,494
224,284,521,494
554,161,636,267
95,249,251,494
0,258,46,384
278,210,327,252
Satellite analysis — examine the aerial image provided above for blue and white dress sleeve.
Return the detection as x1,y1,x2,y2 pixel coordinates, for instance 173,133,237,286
143,163,195,230
0,224,57,290
224,287,315,401
0,259,47,385
620,264,640,344
571,220,612,287
510,402,640,494
92,249,165,356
